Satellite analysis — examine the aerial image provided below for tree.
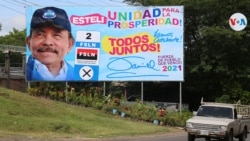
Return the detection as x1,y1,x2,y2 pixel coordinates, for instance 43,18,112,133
0,28,26,46
182,0,250,104
133,0,250,106
0,28,26,65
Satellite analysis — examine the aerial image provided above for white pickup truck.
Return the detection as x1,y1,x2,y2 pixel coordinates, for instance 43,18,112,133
185,100,250,141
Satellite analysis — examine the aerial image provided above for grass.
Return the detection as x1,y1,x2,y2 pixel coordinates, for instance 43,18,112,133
0,87,169,140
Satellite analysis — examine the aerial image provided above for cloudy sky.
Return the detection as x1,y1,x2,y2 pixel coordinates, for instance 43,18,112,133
0,0,127,36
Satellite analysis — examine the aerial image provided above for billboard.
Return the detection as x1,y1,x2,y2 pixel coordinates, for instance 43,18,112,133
26,6,184,81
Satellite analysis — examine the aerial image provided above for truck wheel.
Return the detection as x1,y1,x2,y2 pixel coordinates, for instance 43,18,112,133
239,128,247,141
188,133,195,141
224,130,233,141
205,137,211,141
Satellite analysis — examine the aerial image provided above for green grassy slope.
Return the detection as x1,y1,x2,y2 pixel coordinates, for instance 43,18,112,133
0,87,169,139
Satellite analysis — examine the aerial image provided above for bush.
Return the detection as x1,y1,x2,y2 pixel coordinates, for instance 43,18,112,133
28,84,192,127
162,110,192,127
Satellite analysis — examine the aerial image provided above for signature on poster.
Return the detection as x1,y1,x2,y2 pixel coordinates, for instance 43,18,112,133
106,56,168,78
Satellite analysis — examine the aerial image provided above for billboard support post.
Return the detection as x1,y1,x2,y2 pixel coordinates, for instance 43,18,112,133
141,81,144,104
65,81,68,103
179,82,182,113
103,81,106,96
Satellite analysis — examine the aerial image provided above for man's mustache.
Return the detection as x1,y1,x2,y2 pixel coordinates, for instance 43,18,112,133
37,47,58,54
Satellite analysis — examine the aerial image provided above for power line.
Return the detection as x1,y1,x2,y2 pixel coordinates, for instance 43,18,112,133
86,0,106,6
53,0,126,6
54,0,94,6
104,0,128,5
0,3,25,15
3,0,24,8
0,0,129,18
22,0,40,6
11,0,31,7
99,0,111,5
109,0,125,3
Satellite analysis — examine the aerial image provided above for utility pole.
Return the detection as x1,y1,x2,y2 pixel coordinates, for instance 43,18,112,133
3,50,10,88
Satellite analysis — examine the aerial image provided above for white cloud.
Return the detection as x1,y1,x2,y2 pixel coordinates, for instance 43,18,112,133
0,15,25,36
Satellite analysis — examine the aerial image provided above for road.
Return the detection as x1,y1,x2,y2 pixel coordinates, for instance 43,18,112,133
100,130,250,141
0,129,249,141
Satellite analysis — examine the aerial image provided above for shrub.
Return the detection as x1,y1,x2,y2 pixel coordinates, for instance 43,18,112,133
28,84,193,127
162,110,192,127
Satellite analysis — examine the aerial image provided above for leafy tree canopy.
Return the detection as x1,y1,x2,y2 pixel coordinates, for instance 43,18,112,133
0,28,26,64
0,28,26,46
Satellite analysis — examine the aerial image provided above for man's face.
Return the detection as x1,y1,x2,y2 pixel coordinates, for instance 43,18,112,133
27,26,74,66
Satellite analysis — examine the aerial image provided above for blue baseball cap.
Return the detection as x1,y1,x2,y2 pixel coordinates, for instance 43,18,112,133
30,7,71,32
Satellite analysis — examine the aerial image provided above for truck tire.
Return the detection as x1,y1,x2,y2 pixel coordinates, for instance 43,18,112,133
224,130,233,141
188,133,195,141
239,128,247,141
205,137,211,141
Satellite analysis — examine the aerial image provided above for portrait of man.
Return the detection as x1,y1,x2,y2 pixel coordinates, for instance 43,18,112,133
26,7,75,81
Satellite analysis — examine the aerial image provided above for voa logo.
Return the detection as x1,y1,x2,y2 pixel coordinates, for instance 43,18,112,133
229,13,247,31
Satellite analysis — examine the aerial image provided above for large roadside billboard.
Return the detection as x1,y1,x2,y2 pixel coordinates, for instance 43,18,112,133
26,6,184,81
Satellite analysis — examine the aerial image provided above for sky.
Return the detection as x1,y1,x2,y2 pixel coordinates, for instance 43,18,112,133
0,0,128,36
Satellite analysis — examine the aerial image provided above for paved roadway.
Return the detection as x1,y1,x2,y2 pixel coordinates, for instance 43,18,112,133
100,130,250,141
0,130,249,141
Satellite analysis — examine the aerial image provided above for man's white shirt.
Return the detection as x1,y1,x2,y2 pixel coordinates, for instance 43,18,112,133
33,60,68,80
